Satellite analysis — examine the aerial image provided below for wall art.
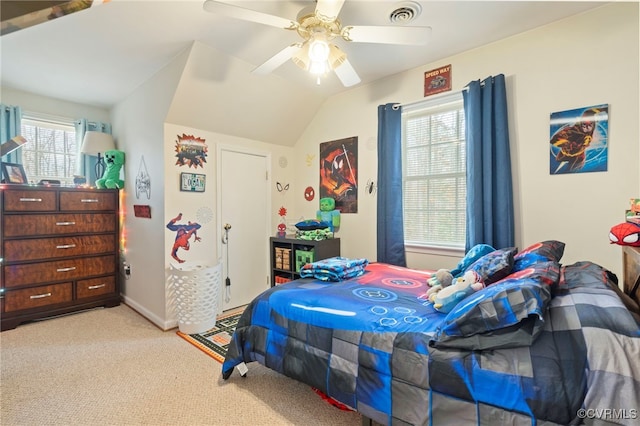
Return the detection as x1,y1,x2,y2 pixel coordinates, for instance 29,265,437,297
135,155,151,199
550,104,609,174
180,172,206,192
174,133,208,169
424,64,452,97
319,136,358,213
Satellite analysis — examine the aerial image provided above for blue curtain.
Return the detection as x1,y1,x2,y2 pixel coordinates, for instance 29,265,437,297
377,103,406,266
75,119,112,184
463,74,515,250
1,104,23,164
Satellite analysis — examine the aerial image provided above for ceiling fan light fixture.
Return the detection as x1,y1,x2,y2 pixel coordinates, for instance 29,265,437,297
308,38,330,62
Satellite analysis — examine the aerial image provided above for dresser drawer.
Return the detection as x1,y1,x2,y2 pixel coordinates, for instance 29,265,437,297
3,213,117,237
4,255,116,288
60,191,117,211
3,190,57,212
4,235,116,262
3,283,73,312
77,275,116,299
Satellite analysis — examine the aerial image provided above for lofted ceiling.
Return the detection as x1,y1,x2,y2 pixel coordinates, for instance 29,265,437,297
1,1,607,109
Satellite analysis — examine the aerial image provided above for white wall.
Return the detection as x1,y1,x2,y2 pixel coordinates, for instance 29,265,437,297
294,3,640,279
1,86,110,123
110,47,191,329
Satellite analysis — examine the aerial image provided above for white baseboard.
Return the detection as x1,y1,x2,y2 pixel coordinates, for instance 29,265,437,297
121,295,178,331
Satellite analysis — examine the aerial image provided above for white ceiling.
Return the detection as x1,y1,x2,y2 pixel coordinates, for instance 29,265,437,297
1,0,608,109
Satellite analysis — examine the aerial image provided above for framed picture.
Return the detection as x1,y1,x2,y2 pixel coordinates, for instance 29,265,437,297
1,162,28,184
180,172,206,192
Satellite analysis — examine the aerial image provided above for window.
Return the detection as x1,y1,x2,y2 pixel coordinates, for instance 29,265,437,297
20,116,77,185
402,92,466,249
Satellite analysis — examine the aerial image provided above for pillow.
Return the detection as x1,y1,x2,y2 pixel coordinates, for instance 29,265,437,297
512,240,565,272
430,261,560,350
464,247,517,285
450,244,495,277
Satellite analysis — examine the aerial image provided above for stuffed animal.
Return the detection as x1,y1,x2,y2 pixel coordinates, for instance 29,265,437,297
425,269,454,302
96,149,125,189
609,222,640,247
433,270,484,313
317,197,340,232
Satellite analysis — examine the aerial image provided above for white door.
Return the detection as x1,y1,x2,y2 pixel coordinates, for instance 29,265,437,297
219,147,270,311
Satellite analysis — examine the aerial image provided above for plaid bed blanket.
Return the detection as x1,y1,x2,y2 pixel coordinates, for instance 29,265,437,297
222,262,640,425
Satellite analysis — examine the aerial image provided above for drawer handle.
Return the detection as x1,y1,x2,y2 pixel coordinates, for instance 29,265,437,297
81,199,99,203
56,221,76,226
56,244,76,249
30,292,52,300
56,266,77,272
19,198,43,202
88,284,106,290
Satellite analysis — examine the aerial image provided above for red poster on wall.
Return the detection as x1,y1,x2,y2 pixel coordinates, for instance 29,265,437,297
424,64,452,97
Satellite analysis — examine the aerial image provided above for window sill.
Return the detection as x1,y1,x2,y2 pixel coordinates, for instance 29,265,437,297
405,243,464,257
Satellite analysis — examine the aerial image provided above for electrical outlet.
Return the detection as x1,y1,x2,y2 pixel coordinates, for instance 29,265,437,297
123,262,131,279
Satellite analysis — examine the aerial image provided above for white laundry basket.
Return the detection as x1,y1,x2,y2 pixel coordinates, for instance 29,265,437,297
169,262,222,334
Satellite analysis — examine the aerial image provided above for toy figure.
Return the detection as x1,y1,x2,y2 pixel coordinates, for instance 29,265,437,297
96,149,125,189
433,271,484,313
425,269,454,302
317,197,340,232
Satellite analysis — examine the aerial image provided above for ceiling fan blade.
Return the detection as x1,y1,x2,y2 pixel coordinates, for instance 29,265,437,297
315,0,346,22
334,58,361,87
203,0,296,30
342,25,432,45
252,44,301,75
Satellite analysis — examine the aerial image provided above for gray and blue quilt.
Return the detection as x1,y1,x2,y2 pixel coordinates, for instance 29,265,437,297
222,261,640,425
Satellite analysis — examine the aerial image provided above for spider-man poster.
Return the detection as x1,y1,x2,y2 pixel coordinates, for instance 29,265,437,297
319,137,358,213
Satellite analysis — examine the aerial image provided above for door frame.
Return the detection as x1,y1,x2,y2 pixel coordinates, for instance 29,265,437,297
216,143,272,315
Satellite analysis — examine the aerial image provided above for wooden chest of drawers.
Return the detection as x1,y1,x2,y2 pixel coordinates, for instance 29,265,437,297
1,185,121,331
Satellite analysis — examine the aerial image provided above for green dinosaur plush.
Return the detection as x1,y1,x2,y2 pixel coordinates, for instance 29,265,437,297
96,149,125,189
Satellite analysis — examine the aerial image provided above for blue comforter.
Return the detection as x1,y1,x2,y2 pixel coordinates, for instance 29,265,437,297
222,262,640,425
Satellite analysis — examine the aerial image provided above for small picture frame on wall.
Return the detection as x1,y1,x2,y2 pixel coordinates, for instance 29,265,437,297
1,162,28,184
180,172,206,192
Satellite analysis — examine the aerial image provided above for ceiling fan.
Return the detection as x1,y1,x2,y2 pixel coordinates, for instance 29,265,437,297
203,0,432,87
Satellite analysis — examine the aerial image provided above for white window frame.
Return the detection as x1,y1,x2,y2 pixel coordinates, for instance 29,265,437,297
20,114,77,185
401,91,466,254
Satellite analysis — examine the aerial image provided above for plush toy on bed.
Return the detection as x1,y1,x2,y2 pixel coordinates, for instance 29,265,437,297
425,269,454,302
96,149,125,189
433,270,485,313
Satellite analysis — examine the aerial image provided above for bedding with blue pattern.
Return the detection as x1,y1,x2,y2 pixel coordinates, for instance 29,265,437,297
222,259,640,425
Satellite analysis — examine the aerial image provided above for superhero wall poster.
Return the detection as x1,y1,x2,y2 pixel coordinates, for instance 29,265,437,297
550,104,609,175
320,137,358,213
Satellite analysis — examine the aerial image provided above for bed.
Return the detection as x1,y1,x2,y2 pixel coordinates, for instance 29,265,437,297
221,241,640,425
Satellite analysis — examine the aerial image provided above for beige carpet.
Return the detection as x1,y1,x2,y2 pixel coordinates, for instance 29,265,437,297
0,304,362,426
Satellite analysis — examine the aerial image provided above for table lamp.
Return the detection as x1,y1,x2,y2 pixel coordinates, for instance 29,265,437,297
80,131,115,180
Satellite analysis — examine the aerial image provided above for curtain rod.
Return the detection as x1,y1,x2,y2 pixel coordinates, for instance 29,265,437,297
392,87,467,110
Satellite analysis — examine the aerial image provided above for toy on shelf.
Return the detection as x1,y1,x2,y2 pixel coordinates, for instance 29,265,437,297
96,149,125,189
609,222,640,247
433,270,484,313
317,197,340,232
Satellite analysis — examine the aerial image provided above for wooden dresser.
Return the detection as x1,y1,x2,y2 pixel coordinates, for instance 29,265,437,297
0,185,120,331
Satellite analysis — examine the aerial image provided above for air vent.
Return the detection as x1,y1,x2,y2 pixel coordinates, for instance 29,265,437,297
388,1,422,24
